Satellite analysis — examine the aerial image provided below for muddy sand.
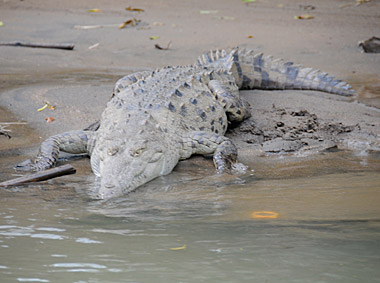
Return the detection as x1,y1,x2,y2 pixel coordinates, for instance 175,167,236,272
0,0,379,175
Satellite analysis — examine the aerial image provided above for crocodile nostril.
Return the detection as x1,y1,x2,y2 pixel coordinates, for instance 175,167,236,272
104,182,115,188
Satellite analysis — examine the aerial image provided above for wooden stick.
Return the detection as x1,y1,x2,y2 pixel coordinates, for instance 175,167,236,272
0,42,75,50
0,164,76,187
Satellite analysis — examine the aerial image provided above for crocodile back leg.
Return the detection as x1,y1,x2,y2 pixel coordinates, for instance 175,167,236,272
208,79,251,122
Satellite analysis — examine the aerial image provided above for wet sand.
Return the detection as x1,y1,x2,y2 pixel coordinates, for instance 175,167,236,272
0,0,379,167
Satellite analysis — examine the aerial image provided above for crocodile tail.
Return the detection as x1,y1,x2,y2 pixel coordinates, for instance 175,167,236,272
195,49,229,67
225,47,354,96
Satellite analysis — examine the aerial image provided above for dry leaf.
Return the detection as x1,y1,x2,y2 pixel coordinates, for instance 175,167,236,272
47,103,55,110
155,41,172,50
119,18,140,29
170,244,186,250
126,6,144,12
88,8,101,13
294,14,314,20
247,35,254,38
120,20,133,29
149,36,160,40
45,117,55,123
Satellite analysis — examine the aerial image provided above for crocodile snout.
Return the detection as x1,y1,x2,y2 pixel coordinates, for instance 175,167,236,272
104,182,116,189
97,178,123,199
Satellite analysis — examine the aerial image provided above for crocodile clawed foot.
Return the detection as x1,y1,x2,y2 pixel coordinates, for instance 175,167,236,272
213,152,248,175
230,162,249,175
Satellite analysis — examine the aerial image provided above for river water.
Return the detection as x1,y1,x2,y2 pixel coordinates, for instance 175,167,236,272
0,150,380,283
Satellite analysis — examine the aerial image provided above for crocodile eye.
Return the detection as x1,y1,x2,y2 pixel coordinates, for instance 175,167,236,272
107,146,119,156
131,147,144,157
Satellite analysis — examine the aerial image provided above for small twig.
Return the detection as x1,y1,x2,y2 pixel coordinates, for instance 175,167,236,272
155,41,172,50
0,164,76,187
0,42,75,50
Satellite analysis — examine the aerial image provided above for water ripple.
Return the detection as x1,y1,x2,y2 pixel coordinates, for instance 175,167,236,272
51,263,107,269
30,234,65,240
17,278,49,282
75,237,102,244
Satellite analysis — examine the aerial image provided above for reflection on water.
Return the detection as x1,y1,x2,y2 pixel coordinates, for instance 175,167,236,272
0,151,380,282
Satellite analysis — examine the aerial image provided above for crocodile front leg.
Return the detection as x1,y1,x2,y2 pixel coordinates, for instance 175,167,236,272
180,131,247,174
16,130,96,171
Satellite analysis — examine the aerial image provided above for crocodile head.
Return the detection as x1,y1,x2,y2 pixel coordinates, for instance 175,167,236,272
92,119,178,199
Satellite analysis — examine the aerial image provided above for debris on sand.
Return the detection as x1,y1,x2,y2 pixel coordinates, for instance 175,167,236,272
358,37,380,53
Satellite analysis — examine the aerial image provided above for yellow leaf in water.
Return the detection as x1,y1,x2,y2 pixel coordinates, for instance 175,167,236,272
247,35,254,38
251,211,279,219
149,36,160,40
88,8,101,13
242,0,256,3
294,14,314,20
0,21,4,27
170,244,186,250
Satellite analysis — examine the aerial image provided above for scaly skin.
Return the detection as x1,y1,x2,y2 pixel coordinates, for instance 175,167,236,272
17,47,354,199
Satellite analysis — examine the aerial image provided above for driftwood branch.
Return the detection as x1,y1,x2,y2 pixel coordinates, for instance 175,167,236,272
0,42,75,50
0,164,76,187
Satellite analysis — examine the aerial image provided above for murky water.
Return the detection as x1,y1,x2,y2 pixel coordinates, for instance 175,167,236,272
1,151,380,283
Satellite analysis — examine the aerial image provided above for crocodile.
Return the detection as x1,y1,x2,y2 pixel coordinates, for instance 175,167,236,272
17,47,354,199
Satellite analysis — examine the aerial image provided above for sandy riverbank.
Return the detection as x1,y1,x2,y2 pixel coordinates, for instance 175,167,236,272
0,0,379,169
